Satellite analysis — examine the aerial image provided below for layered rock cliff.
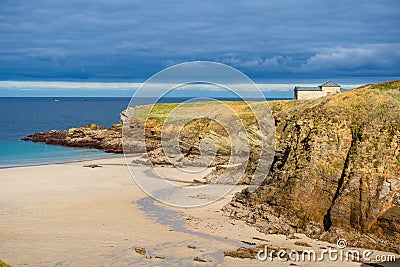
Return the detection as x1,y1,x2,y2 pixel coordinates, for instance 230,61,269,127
224,80,400,253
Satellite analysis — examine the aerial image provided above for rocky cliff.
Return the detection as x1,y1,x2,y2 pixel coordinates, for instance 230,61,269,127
224,80,400,253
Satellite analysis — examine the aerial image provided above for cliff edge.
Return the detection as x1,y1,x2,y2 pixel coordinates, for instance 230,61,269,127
224,80,400,253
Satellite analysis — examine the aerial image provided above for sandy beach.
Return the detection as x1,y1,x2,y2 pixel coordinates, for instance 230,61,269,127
0,157,398,266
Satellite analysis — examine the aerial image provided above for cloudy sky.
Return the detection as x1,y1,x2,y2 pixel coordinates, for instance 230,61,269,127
1,0,399,84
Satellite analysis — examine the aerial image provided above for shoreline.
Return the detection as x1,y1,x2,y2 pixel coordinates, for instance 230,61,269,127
0,150,121,170
0,157,398,266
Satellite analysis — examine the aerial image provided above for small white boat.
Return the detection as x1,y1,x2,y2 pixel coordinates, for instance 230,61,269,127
54,99,60,102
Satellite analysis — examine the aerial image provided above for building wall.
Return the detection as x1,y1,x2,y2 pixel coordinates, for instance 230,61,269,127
321,86,341,96
296,90,325,100
296,86,341,100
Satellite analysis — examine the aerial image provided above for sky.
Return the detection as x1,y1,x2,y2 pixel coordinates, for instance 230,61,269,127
0,0,399,96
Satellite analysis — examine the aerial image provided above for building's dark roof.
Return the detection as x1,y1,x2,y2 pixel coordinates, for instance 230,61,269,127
320,81,340,87
294,86,321,91
294,81,341,92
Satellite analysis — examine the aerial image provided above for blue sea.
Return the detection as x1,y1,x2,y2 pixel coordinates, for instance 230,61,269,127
0,97,132,168
0,96,287,168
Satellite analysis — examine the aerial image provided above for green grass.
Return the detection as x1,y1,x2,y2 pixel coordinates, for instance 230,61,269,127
132,100,267,128
0,259,11,267
371,80,400,91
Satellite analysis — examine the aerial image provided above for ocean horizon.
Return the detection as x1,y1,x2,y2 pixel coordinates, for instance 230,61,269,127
0,79,374,98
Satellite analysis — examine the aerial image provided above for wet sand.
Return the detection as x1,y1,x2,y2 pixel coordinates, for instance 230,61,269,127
0,157,398,266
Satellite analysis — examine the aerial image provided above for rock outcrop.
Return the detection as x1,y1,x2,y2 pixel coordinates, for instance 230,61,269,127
23,123,123,153
224,80,400,253
121,101,274,184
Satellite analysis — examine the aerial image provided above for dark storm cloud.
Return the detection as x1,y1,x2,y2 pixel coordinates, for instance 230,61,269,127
0,0,399,80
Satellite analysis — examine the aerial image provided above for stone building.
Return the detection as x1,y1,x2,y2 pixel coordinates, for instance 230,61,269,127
294,81,341,100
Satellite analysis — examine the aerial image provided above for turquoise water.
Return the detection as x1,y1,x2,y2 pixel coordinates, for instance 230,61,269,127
0,141,113,168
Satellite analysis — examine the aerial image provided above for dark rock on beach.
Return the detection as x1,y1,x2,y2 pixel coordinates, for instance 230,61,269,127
134,246,146,255
193,256,207,262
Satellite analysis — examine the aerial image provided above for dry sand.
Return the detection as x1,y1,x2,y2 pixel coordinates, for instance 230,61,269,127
0,157,398,266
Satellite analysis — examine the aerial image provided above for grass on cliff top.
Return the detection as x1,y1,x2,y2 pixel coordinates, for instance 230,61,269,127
271,80,399,121
131,80,400,132
132,100,266,127
328,80,399,127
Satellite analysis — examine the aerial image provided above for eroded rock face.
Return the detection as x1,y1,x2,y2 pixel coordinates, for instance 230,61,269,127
224,81,400,253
